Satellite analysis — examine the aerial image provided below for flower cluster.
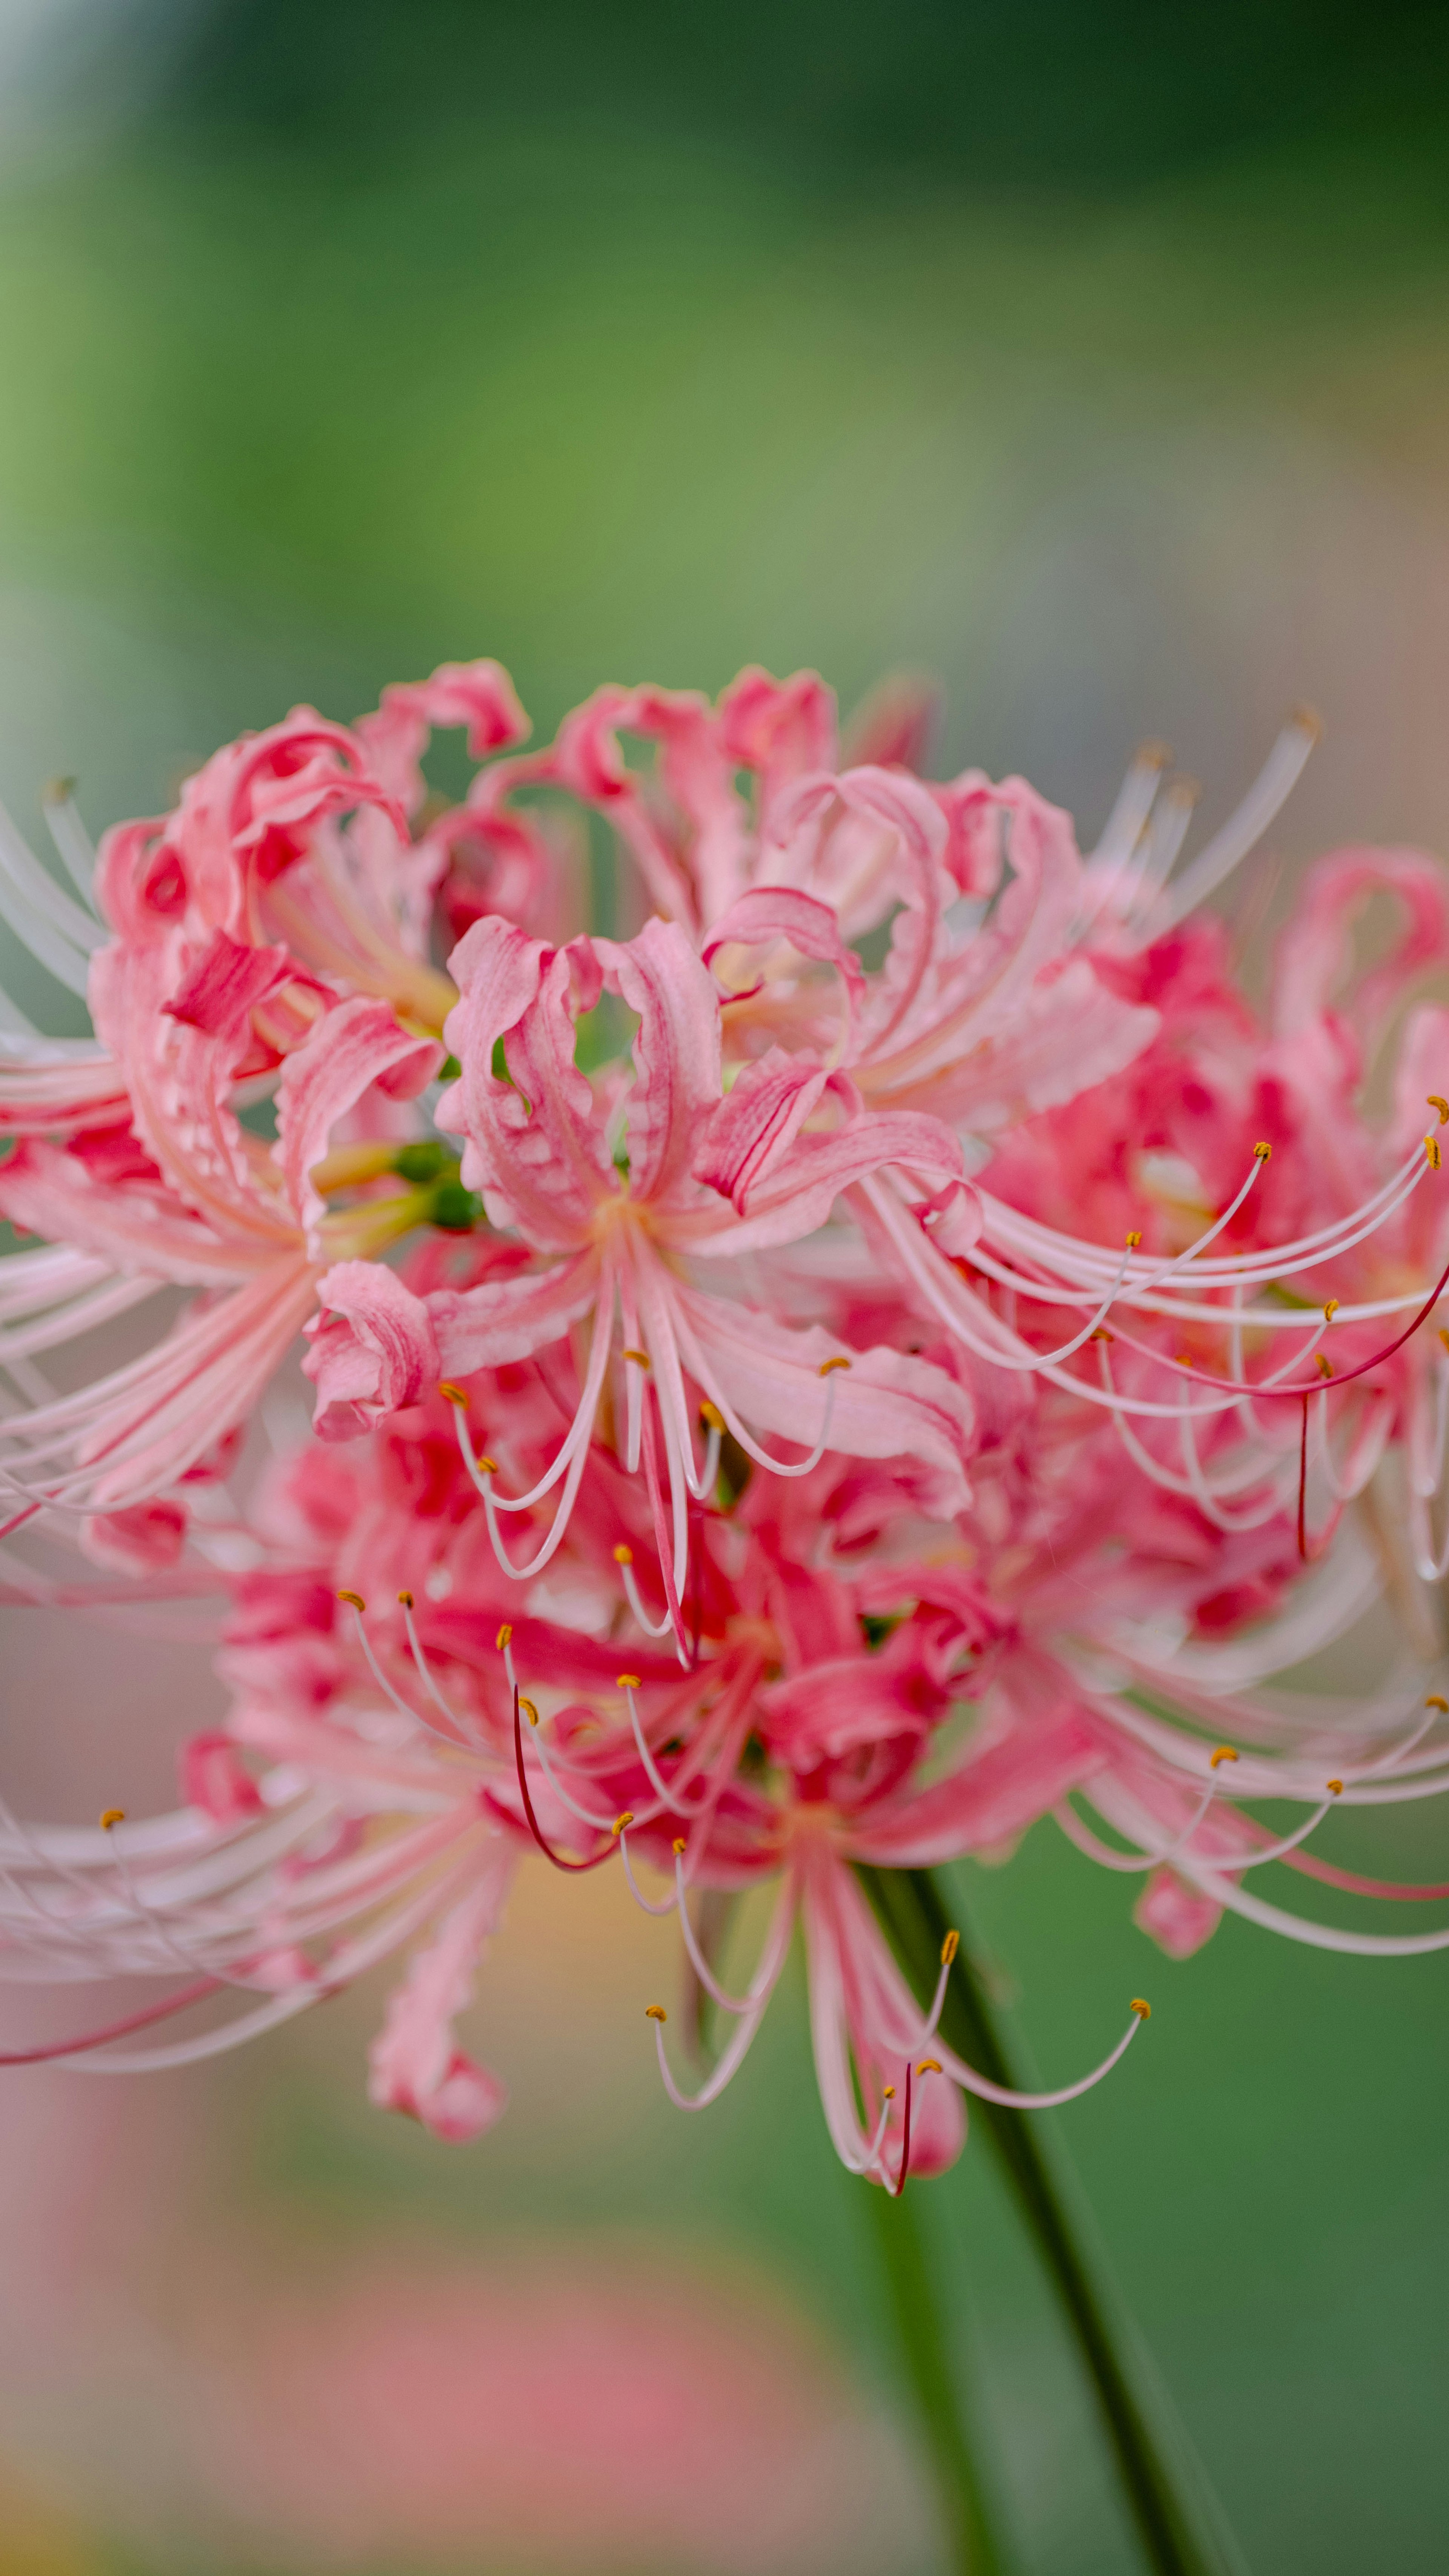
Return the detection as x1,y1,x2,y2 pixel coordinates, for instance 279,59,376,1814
2,663,1448,2188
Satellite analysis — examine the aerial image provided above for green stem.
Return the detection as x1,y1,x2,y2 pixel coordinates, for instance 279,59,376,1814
864,2179,1007,2574
859,1863,1241,2576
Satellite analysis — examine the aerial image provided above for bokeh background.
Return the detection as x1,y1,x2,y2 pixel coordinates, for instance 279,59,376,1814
2,3,1449,2568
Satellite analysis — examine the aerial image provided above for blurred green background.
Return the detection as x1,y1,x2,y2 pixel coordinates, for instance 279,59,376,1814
1,3,1448,2569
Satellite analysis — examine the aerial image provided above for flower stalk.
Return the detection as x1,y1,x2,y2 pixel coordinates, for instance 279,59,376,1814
864,2177,1007,2573
858,1864,1240,2576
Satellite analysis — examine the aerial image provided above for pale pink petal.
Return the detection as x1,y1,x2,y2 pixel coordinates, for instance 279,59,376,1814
82,1499,188,1572
598,917,723,1207
1134,1867,1223,1960
368,1857,516,2143
850,1703,1101,1867
275,996,445,1241
180,1729,265,1822
305,1263,441,1440
426,1249,600,1375
668,1278,974,1513
1272,846,1449,1054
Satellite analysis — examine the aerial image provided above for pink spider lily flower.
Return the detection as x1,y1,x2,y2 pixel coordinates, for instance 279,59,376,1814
940,844,1449,1566
0,983,441,1526
0,1659,521,2143
475,666,1160,1141
304,912,979,1653
0,659,536,1156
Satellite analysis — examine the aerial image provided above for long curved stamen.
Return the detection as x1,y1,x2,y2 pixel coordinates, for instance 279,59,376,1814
1146,706,1320,936
637,1389,691,1663
644,1880,796,2110
396,1592,492,1754
511,1686,618,1874
612,1543,675,1641
935,2003,1150,2111
618,1831,688,1918
338,1593,473,1754
0,1977,221,2065
666,1317,852,1480
621,1677,707,1818
889,2057,918,2198
1053,1775,1223,1875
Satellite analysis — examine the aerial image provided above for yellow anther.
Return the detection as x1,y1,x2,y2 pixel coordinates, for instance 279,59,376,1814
882,2084,896,2101
916,2058,942,2077
1316,1353,1334,1380
476,1455,498,1475
1210,1745,1238,1768
1327,1779,1343,1795
1429,1135,1443,1172
1124,1230,1142,1249
397,1589,414,1609
613,1543,634,1565
99,1807,125,1830
1439,1330,1449,1356
622,1347,651,1368
1253,1141,1272,1161
495,1623,513,1649
337,1589,366,1611
519,1697,538,1727
1130,1997,1152,2020
617,1672,642,1691
940,1929,959,1966
1323,1298,1339,1321
1425,1694,1449,1713
438,1381,468,1406
699,1399,726,1431
818,1354,851,1376
1429,1095,1449,1125
1175,1350,1195,1369
1089,1326,1115,1343
612,1812,635,1836
645,2004,668,2023
672,1837,688,1855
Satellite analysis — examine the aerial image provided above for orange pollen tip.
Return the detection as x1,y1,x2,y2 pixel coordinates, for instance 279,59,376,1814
1327,1779,1343,1795
882,2085,896,2100
1323,1298,1339,1321
1429,1095,1449,1125
495,1623,513,1649
818,1355,851,1376
1439,1330,1449,1355
672,1837,687,1855
1316,1354,1334,1379
397,1589,414,1609
612,1812,634,1836
1125,1230,1142,1249
1425,1695,1449,1713
438,1382,467,1406
940,1929,960,1966
99,1808,125,1830
1254,1141,1272,1161
519,1697,538,1727
477,1455,498,1476
1090,1326,1115,1342
612,1543,634,1564
337,1589,366,1612
1175,1351,1194,1369
645,2004,667,2023
622,1347,651,1368
699,1399,726,1431
617,1673,642,1691
1130,1998,1152,2020
1210,1746,1238,1767
1428,1136,1443,1171
916,2058,942,2078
